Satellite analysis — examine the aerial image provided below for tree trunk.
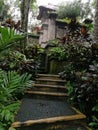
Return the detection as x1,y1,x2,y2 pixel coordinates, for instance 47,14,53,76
94,0,98,46
21,0,31,32
91,0,98,57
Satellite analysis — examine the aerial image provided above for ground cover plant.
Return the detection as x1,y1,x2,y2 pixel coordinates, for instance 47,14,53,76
0,70,33,130
0,26,43,76
47,38,98,129
58,43,98,129
0,26,41,129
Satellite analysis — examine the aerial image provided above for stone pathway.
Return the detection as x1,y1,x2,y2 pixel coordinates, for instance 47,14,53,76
11,74,91,130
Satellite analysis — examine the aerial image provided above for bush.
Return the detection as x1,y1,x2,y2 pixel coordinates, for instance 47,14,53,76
0,70,33,130
60,61,98,123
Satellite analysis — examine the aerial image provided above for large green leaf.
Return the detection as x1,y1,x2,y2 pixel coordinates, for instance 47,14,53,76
0,27,25,52
0,69,33,130
0,70,32,104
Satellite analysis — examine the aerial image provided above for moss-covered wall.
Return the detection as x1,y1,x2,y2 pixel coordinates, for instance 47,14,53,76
49,60,67,74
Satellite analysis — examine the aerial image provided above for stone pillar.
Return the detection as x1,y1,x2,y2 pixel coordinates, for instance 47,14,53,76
39,23,49,48
48,18,56,41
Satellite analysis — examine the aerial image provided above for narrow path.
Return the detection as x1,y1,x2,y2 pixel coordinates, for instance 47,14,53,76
12,74,91,130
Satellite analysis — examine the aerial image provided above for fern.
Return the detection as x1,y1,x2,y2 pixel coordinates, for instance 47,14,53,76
0,70,33,102
0,69,33,130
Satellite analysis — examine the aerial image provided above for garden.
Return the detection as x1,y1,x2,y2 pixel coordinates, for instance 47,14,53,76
0,0,98,130
47,38,98,129
0,20,43,130
45,1,98,129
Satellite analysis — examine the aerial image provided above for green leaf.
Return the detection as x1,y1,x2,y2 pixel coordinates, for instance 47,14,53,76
92,104,98,111
8,127,16,130
0,125,5,130
0,27,25,52
89,122,98,127
4,110,11,121
6,102,20,113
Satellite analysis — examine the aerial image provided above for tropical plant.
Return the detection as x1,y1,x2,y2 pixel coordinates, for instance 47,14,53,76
0,26,28,73
0,102,20,130
8,50,26,70
0,69,33,130
59,63,76,81
60,61,98,122
89,101,98,129
24,43,44,59
48,47,67,61
48,42,92,66
0,27,42,75
57,39,98,123
46,39,59,48
57,0,81,19
0,70,33,102
0,27,25,52
57,0,93,20
0,50,38,75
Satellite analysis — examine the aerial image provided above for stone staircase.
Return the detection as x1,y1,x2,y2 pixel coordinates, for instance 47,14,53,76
27,74,68,97
11,74,91,130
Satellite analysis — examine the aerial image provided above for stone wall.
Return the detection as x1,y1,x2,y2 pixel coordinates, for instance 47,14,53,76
38,6,67,47
56,27,66,38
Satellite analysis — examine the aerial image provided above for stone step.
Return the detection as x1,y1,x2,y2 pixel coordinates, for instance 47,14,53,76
12,97,86,129
30,84,67,93
12,123,91,130
33,84,66,89
36,74,60,80
35,78,66,85
25,90,68,98
11,73,91,130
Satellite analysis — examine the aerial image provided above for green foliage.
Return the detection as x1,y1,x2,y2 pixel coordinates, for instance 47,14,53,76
0,0,4,13
0,50,39,75
92,104,98,112
57,41,98,125
48,42,92,66
0,42,42,76
0,69,33,130
0,0,10,20
0,70,32,102
48,47,66,61
30,0,38,19
57,0,93,20
46,39,59,47
60,60,98,122
66,81,75,104
0,27,25,52
89,101,98,129
89,116,98,128
0,28,41,75
0,102,20,125
24,43,44,59
58,0,81,19
59,63,76,81
8,50,26,70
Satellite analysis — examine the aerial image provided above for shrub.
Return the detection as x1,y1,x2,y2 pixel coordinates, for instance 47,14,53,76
0,69,33,130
